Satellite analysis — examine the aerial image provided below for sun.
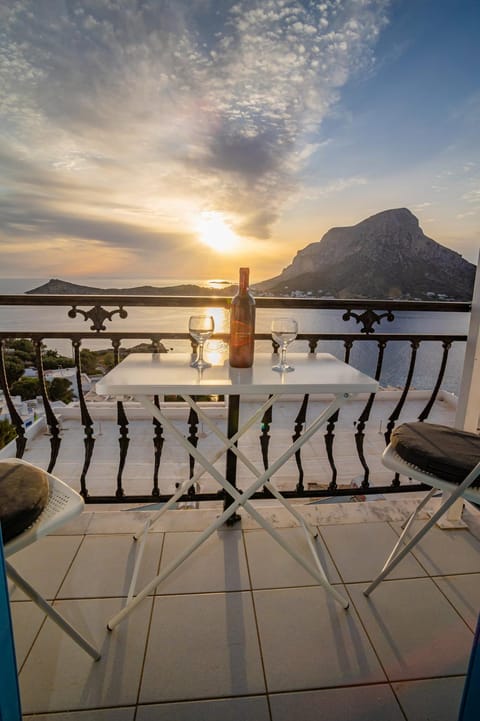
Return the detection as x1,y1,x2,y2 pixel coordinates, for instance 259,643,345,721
197,212,239,253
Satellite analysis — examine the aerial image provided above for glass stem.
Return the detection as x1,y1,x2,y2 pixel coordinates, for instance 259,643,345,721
281,344,287,367
198,341,204,364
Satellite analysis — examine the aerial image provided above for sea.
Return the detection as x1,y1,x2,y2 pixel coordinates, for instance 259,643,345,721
0,277,471,394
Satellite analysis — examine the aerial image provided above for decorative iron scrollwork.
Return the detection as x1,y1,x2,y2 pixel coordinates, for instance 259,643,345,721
68,304,128,332
342,308,395,334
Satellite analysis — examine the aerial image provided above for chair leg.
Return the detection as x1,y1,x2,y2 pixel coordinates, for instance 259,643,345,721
365,461,480,597
6,562,101,661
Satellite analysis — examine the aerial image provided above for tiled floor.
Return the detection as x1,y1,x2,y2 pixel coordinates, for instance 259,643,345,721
8,499,480,721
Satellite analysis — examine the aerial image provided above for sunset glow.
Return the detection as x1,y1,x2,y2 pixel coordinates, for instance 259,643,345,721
197,213,240,254
0,1,478,283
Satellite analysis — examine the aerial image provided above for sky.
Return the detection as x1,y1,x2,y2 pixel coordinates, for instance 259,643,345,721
0,0,479,284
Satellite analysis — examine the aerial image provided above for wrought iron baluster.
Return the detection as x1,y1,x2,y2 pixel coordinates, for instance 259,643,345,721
260,396,272,471
355,340,387,488
34,340,62,473
152,395,163,497
384,340,420,445
325,412,338,490
0,339,26,457
343,339,353,366
418,340,452,422
187,403,199,498
225,395,241,522
293,394,309,493
111,340,129,498
384,340,420,488
258,397,274,497
72,340,95,498
115,400,129,498
325,340,353,490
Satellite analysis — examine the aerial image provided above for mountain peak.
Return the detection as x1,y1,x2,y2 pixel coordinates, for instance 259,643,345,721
256,208,475,300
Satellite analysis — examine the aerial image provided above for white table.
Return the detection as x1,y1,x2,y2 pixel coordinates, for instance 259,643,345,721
96,352,378,630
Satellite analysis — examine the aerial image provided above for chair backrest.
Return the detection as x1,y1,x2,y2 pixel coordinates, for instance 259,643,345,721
4,459,84,557
382,444,480,506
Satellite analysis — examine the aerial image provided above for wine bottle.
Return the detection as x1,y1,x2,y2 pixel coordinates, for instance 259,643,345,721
229,267,256,368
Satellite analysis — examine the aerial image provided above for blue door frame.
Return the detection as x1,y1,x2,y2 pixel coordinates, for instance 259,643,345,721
0,529,22,721
458,612,480,721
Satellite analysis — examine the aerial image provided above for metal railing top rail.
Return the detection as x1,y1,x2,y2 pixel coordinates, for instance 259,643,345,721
0,294,472,312
0,332,469,344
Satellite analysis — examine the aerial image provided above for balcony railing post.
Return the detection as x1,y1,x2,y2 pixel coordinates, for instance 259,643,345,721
455,251,480,433
444,253,480,527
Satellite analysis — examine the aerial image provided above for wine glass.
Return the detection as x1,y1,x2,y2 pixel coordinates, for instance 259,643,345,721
189,314,215,369
271,317,298,372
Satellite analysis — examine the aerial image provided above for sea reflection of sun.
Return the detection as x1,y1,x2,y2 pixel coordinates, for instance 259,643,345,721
204,306,229,334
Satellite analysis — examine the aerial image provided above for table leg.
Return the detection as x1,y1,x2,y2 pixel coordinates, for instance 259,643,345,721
225,394,241,525
106,392,352,629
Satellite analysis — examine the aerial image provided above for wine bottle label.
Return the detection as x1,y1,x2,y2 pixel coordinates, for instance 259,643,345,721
230,321,254,345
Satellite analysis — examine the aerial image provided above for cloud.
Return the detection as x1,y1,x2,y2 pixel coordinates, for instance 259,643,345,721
411,201,434,210
303,175,368,199
0,0,390,270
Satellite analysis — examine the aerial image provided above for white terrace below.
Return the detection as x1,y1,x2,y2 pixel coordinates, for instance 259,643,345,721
9,389,461,499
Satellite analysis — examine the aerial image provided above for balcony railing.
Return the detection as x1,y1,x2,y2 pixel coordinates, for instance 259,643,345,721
0,293,474,504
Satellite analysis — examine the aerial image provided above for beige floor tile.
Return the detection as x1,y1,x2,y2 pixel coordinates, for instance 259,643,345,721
10,600,46,668
348,578,474,681
244,526,341,588
393,676,465,721
58,533,163,598
22,709,135,721
254,585,386,692
136,696,270,721
391,521,480,576
8,535,83,601
154,529,250,594
320,521,427,583
433,573,480,631
269,685,405,721
19,597,152,714
139,592,265,703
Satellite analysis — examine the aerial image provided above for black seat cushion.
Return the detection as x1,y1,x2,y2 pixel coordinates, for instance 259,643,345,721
0,461,49,543
391,422,480,486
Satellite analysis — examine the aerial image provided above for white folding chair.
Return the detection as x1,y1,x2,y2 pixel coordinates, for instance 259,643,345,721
3,459,100,660
364,422,480,597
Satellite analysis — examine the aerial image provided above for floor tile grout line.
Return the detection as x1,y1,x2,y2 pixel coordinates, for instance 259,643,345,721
241,528,274,721
387,517,480,582
316,523,349,585
54,532,89,601
429,574,478,634
14,530,88,679
343,579,394,686
133,520,166,711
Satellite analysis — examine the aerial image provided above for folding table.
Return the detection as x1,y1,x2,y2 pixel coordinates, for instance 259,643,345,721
96,352,378,630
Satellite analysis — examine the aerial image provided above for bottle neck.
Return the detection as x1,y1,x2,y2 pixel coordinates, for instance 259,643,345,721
239,267,249,293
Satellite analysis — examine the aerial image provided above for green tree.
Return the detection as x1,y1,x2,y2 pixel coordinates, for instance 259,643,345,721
10,376,74,404
80,348,100,375
10,376,40,400
4,356,25,385
42,350,75,370
49,377,74,403
6,339,37,364
96,350,115,372
0,419,17,449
